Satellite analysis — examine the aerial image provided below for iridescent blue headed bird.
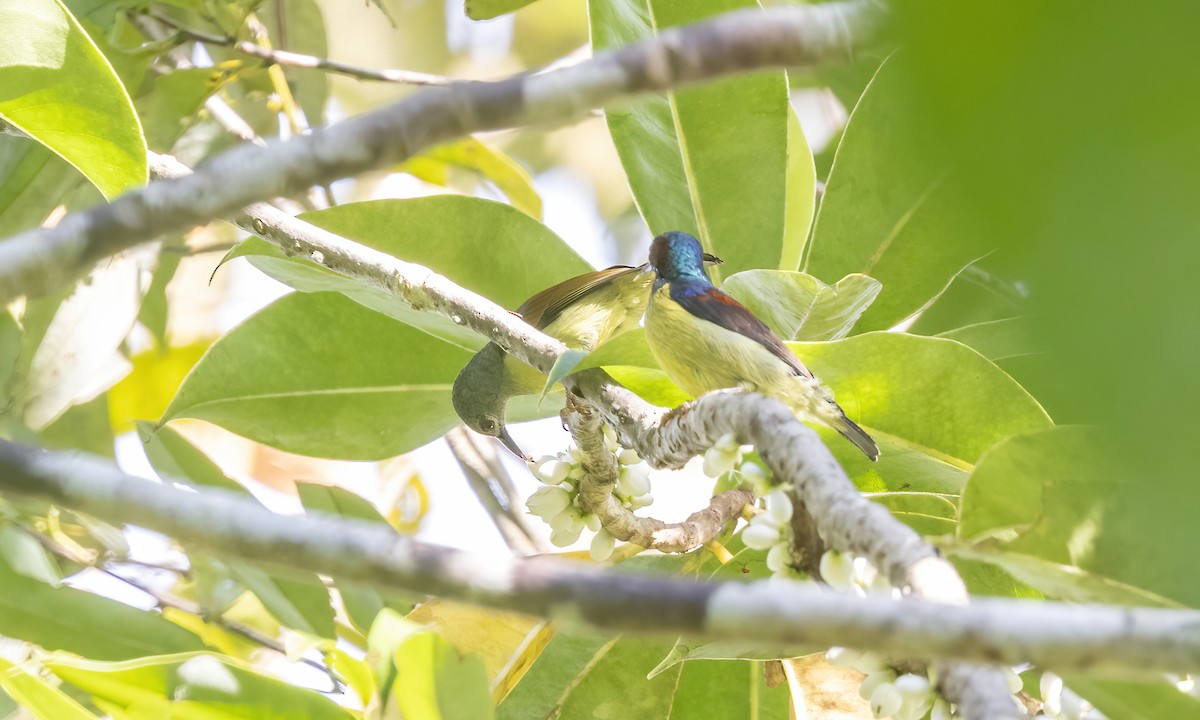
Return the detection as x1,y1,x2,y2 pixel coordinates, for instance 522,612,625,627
645,231,879,460
453,254,721,459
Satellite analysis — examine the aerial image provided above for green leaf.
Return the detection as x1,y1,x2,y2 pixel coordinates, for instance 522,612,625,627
0,556,205,660
296,483,415,633
465,0,538,21
136,247,183,351
0,136,83,235
936,317,1039,363
0,657,98,720
162,291,473,460
139,424,336,636
15,250,152,430
957,426,1200,607
261,0,329,125
721,271,881,341
805,55,983,331
0,0,146,198
1064,676,1200,720
868,492,957,537
225,197,591,349
0,524,61,584
403,137,543,219
392,631,495,720
133,68,223,152
591,0,807,277
541,348,588,400
45,652,355,720
40,392,115,457
792,333,1052,493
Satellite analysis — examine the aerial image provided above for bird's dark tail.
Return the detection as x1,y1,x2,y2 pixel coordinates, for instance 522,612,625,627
834,415,880,461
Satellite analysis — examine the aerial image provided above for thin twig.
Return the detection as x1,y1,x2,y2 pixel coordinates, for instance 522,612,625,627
16,524,341,691
148,11,456,86
445,426,545,554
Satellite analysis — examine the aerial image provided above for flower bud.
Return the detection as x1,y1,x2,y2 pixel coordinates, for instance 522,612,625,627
766,541,790,574
628,494,654,509
894,673,931,697
715,433,739,452
1040,672,1063,716
853,557,879,590
819,550,855,591
742,520,782,550
851,652,890,675
930,699,952,720
1002,667,1022,694
549,525,583,547
870,682,903,719
618,448,641,466
584,513,601,532
702,446,738,478
549,508,584,532
617,464,652,498
532,457,570,484
590,528,615,562
1059,688,1087,720
859,670,897,701
601,423,618,452
825,647,861,668
765,488,794,524
526,486,571,519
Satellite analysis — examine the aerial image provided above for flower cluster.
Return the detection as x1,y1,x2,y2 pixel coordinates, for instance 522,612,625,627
829,648,1024,720
1036,673,1108,719
524,426,652,562
818,550,897,599
701,433,753,478
740,487,796,579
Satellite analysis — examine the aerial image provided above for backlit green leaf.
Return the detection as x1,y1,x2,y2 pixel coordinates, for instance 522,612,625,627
0,0,145,198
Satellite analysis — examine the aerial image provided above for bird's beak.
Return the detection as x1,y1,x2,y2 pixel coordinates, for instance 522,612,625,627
702,253,724,265
497,427,531,462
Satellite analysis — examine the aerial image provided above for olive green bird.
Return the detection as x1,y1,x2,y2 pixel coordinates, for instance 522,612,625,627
453,255,719,459
644,232,879,460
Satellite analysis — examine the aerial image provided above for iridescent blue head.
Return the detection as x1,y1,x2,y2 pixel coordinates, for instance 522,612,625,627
649,232,710,283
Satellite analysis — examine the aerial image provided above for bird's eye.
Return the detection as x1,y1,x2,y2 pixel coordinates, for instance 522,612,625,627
479,418,497,433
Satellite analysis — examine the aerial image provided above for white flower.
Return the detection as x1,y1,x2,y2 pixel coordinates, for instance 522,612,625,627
870,681,903,718
819,550,855,591
526,486,571,519
531,456,570,484
549,507,585,532
702,447,738,478
852,652,890,675
1002,667,1023,694
765,542,790,574
742,518,783,550
628,494,653,509
853,556,879,590
1040,672,1063,716
764,488,793,524
1059,687,1088,720
617,464,651,498
550,525,583,547
583,513,601,532
930,698,952,720
601,423,619,452
737,461,770,494
590,528,615,562
618,448,641,466
825,647,862,668
859,670,897,701
894,673,931,697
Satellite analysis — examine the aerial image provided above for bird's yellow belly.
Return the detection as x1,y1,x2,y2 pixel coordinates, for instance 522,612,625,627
645,287,790,398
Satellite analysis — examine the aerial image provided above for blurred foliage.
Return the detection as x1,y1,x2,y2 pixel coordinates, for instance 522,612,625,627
0,0,1196,717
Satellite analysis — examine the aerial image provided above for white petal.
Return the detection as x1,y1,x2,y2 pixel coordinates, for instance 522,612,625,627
584,513,601,532
825,647,862,668
702,447,737,478
549,508,583,532
930,699,952,720
1040,672,1063,711
852,652,890,675
617,464,652,497
628,494,654,509
765,488,794,523
894,673,931,697
742,521,783,550
526,486,571,519
550,525,583,547
766,542,790,574
618,448,641,466
715,432,739,452
870,682,903,719
819,550,855,591
1003,667,1023,694
532,457,570,484
589,529,615,562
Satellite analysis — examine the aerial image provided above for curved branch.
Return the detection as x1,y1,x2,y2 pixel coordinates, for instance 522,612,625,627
2,439,1199,681
566,397,753,553
0,0,887,303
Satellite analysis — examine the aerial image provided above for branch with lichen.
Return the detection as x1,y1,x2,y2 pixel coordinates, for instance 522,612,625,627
0,0,887,303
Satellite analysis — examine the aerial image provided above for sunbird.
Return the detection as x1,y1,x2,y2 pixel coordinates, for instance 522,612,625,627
644,232,879,460
453,255,719,459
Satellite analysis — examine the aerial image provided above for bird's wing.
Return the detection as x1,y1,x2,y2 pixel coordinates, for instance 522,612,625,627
671,283,815,379
518,265,639,329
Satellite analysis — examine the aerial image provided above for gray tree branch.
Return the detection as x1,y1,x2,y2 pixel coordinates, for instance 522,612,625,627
0,0,886,304
0,439,1198,682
